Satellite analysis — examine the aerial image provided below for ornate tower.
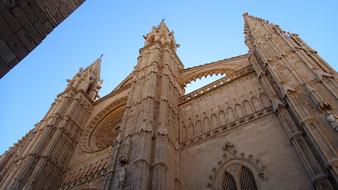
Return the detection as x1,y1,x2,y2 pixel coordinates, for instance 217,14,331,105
244,13,337,189
0,58,102,190
103,20,184,190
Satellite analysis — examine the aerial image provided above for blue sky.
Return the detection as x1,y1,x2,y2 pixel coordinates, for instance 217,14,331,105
0,0,337,154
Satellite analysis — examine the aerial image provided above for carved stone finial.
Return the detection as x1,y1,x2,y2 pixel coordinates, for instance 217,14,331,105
281,83,295,97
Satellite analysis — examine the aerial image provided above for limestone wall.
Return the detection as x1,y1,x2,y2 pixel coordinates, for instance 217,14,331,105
179,67,311,189
181,114,311,190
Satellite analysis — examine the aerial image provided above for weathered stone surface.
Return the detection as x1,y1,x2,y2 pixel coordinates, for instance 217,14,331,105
1,14,337,190
0,0,85,78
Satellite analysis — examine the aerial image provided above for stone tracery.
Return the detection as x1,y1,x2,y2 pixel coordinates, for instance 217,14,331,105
81,97,127,152
207,141,267,190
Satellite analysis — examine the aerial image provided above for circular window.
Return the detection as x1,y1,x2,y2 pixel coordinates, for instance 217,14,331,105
81,98,126,152
91,113,122,150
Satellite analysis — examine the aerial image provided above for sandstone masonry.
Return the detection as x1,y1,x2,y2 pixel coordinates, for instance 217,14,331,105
0,14,337,190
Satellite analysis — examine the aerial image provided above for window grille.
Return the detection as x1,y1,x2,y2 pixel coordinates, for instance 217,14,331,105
222,172,237,190
239,166,258,190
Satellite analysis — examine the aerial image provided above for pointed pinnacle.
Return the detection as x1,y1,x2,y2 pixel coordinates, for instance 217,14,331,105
158,19,169,31
86,57,102,76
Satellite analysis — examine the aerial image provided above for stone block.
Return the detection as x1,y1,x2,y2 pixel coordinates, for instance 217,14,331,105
1,9,21,32
7,57,18,68
19,1,37,23
0,38,16,64
26,0,48,23
33,20,48,38
43,20,53,33
12,7,41,44
17,28,35,51
0,58,10,78
0,17,28,59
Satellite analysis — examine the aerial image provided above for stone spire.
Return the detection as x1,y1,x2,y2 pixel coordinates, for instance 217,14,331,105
102,20,183,190
143,19,179,50
243,13,337,189
85,56,101,76
243,12,280,48
67,57,103,100
1,58,96,190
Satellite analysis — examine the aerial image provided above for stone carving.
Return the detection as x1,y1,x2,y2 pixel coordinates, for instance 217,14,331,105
326,112,338,132
180,83,273,145
61,156,111,189
305,84,331,111
81,97,127,152
207,141,267,189
94,115,122,149
2,14,337,190
115,167,126,189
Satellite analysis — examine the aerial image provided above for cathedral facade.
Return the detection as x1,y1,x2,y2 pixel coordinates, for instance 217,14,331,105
0,13,337,190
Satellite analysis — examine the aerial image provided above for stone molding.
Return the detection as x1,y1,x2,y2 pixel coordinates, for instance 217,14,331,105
207,141,267,189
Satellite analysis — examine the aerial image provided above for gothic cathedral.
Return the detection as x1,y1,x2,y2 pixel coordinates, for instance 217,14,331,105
1,13,337,190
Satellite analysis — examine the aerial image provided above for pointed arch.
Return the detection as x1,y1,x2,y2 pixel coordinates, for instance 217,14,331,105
234,104,244,119
211,114,219,129
203,117,211,132
181,125,187,141
188,123,195,138
218,110,226,126
195,120,203,135
259,93,271,108
251,97,263,111
207,141,267,190
242,100,253,115
226,107,235,123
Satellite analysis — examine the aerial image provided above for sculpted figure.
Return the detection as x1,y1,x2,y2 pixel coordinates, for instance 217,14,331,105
117,167,126,188
326,112,338,132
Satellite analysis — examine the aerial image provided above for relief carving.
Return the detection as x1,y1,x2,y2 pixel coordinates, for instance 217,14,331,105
207,141,267,189
326,112,338,132
81,97,126,152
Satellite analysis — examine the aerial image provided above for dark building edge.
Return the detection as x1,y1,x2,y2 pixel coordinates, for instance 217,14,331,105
0,0,85,78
